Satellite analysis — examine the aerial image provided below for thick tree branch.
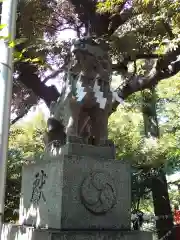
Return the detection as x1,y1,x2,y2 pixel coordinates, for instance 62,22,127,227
68,0,134,36
112,45,180,112
112,53,162,72
17,63,60,107
108,7,133,35
11,109,30,125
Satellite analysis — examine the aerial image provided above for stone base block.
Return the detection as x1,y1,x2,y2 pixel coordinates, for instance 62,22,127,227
45,142,116,159
1,224,153,240
19,144,131,230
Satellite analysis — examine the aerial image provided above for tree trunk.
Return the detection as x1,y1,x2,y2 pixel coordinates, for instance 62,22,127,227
151,169,174,239
142,88,174,239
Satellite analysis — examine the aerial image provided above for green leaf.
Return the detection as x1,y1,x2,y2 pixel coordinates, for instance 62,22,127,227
31,57,41,63
9,41,15,48
13,51,23,60
0,24,6,30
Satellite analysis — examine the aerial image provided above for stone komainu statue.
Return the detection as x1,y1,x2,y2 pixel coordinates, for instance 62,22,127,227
45,37,122,146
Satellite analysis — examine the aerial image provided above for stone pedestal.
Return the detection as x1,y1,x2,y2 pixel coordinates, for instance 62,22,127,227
2,142,152,240
1,225,153,240
19,143,131,230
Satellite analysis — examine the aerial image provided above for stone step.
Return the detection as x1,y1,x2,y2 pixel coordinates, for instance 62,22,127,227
2,224,152,240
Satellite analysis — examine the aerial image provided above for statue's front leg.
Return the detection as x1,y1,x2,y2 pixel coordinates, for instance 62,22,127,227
98,110,108,144
90,108,108,145
66,98,80,137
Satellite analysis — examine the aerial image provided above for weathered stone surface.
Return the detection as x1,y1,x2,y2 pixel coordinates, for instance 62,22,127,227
2,224,153,240
51,231,153,240
19,144,131,230
45,142,116,160
46,37,124,146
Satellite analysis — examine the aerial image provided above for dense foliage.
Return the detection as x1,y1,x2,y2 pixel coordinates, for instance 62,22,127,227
109,74,180,170
3,0,178,124
4,113,46,222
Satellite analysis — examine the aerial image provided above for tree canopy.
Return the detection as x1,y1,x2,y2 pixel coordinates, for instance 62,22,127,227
6,0,179,123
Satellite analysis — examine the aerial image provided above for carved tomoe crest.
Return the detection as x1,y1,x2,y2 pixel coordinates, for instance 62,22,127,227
80,171,117,214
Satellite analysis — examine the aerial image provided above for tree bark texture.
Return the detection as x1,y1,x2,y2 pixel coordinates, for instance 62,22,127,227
142,88,174,240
